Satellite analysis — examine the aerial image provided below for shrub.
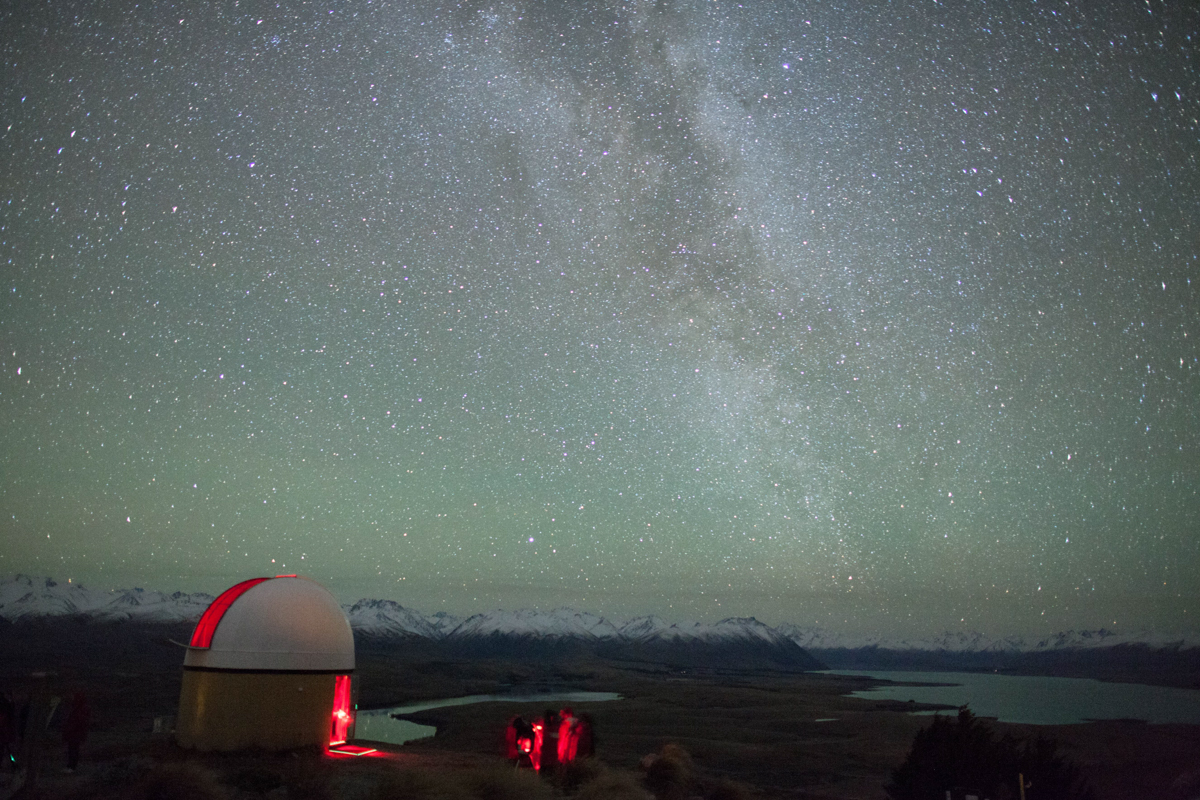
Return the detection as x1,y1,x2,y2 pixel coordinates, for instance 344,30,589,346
284,762,335,800
372,768,463,800
642,744,696,800
575,766,655,800
708,778,754,800
138,763,230,800
557,756,607,795
227,766,283,794
372,765,553,800
373,768,447,800
462,766,553,800
886,707,1096,800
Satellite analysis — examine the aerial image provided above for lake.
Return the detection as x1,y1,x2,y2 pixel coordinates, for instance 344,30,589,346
828,670,1200,725
354,690,621,746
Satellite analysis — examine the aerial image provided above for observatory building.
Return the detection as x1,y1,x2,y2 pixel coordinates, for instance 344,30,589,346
176,575,356,751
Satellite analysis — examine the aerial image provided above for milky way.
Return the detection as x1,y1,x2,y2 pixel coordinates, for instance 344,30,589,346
2,0,1196,636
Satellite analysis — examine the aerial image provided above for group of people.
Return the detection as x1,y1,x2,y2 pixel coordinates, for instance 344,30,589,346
505,707,594,772
1,688,91,782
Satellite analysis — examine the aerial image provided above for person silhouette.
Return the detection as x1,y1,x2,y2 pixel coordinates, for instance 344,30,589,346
61,692,90,773
539,709,560,774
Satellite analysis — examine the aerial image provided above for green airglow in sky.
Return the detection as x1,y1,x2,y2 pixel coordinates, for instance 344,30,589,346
2,0,1197,636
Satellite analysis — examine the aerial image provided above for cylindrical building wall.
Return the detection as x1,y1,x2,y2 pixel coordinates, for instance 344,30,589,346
176,669,343,751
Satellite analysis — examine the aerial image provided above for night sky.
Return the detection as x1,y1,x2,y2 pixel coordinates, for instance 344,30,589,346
2,0,1196,638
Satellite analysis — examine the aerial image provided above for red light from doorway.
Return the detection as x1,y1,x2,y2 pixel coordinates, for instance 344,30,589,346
330,674,353,745
189,577,270,648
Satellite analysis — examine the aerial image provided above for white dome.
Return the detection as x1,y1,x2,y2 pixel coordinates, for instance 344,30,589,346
184,576,355,671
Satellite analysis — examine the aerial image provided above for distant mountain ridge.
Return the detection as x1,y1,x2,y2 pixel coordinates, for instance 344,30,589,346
2,574,1196,654
774,622,1200,653
0,574,215,623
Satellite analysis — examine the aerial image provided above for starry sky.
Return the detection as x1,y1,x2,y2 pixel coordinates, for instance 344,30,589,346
2,0,1197,638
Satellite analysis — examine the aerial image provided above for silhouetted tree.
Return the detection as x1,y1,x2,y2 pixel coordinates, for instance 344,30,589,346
886,707,1095,800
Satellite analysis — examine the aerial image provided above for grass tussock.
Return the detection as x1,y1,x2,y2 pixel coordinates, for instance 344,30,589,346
136,762,231,800
372,765,554,800
708,778,755,800
556,756,607,795
64,760,231,800
642,743,696,800
462,766,555,800
572,763,654,800
638,744,756,800
371,768,456,800
371,761,661,800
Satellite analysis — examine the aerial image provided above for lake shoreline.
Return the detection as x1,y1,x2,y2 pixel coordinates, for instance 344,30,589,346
827,668,1200,725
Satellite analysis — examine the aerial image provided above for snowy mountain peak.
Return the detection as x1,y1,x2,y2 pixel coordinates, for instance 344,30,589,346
708,617,787,645
445,607,622,640
617,615,674,641
344,598,445,639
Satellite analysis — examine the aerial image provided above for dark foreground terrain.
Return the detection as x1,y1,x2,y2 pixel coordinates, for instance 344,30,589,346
1,619,1198,799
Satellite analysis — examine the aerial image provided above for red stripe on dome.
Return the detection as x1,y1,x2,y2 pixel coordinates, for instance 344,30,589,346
189,577,271,648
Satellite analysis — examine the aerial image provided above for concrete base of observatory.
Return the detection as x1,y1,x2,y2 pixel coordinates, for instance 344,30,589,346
176,669,342,751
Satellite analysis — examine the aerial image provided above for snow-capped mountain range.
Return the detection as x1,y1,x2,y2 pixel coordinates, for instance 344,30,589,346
0,574,216,624
2,574,1196,652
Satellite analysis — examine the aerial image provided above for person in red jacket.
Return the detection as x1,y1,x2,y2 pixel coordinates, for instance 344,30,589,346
557,707,578,763
530,717,544,771
574,712,595,759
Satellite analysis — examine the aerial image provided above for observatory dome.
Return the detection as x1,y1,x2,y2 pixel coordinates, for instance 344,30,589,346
184,576,354,671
